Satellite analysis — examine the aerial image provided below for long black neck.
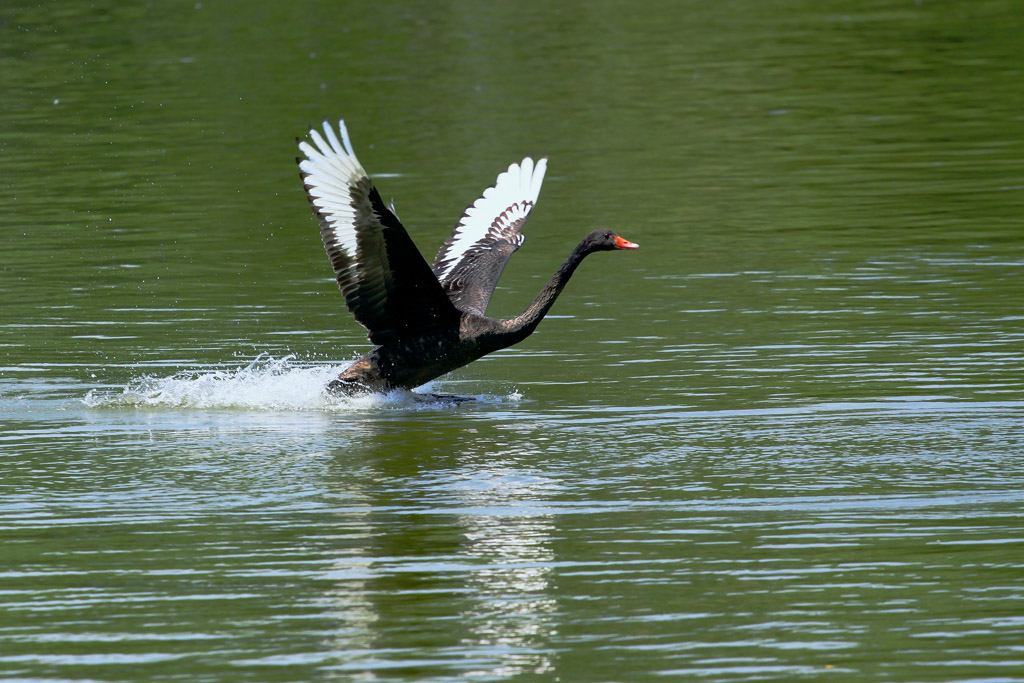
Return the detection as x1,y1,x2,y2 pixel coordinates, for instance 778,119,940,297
500,238,594,344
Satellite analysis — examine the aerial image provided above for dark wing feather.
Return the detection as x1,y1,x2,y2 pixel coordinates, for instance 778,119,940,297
432,157,548,316
298,120,460,346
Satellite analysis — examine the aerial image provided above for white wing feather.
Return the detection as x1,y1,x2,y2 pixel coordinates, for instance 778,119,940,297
434,156,548,281
298,120,366,271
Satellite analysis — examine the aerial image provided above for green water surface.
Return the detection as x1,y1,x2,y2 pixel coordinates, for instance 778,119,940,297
2,1,1024,681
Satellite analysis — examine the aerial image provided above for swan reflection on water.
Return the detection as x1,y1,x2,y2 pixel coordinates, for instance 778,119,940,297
450,467,559,678
315,443,560,678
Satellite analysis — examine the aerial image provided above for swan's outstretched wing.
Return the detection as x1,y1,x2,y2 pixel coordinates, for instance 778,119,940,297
432,157,548,316
298,120,459,346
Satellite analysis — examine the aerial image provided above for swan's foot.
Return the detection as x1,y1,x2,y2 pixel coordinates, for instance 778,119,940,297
415,393,476,404
325,378,373,396
326,379,473,404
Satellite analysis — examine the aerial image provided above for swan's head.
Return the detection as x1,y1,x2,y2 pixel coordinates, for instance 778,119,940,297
586,229,639,252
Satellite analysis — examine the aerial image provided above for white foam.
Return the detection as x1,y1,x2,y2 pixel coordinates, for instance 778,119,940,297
82,355,519,411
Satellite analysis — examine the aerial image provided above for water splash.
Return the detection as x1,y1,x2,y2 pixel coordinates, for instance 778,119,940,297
83,355,517,411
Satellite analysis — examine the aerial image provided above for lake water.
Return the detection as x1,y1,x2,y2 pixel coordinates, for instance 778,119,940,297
3,1,1024,681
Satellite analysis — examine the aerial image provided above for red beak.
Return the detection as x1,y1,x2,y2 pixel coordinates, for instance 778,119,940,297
614,235,639,250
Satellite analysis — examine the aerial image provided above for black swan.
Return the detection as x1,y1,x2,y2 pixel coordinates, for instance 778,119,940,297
297,119,638,396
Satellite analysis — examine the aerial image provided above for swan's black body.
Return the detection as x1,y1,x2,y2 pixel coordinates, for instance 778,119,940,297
326,232,628,394
297,120,637,396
